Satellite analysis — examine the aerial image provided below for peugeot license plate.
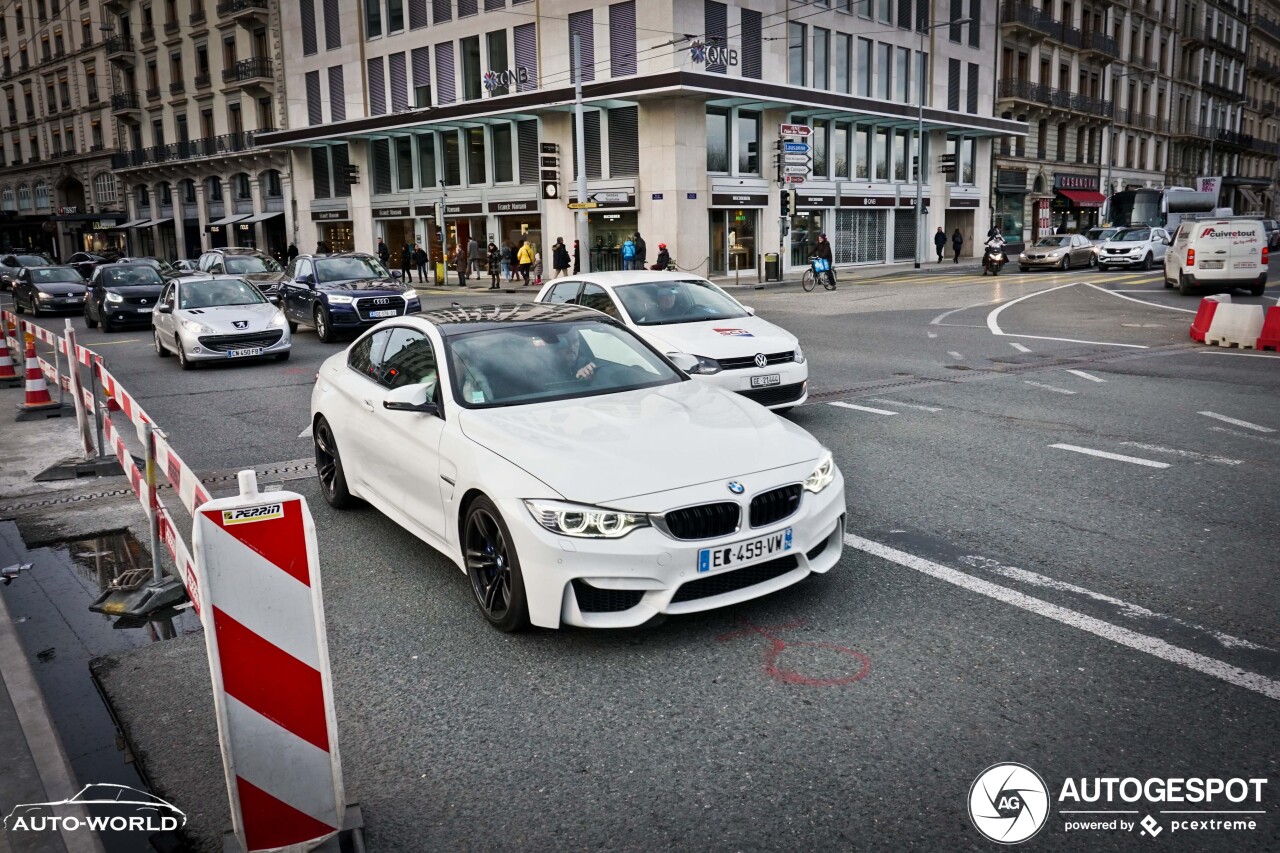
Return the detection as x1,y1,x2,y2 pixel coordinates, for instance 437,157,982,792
750,373,781,388
698,528,793,573
226,347,264,358
370,309,397,318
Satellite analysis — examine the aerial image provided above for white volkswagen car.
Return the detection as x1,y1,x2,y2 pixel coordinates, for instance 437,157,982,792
310,303,845,631
534,272,808,411
152,275,291,368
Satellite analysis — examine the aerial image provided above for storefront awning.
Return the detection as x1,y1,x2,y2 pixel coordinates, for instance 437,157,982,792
209,213,251,226
117,218,151,228
133,217,172,228
238,211,283,223
1056,189,1106,208
146,217,173,228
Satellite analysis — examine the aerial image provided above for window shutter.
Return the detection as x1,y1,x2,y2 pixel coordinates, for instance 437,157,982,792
323,0,340,50
741,9,761,79
485,0,504,10
412,46,431,105
967,62,978,113
458,0,477,17
704,1,726,74
609,1,637,77
514,23,537,91
434,42,456,103
367,56,386,115
305,70,322,125
572,111,601,179
517,119,538,183
332,144,351,197
609,106,638,176
373,139,392,195
301,0,317,55
432,0,451,24
311,147,330,198
568,10,594,82
389,52,408,111
949,0,962,41
897,0,910,30
408,0,428,29
968,0,981,48
328,65,345,121
948,58,960,110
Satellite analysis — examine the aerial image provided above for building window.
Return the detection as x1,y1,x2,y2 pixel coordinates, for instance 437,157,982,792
492,122,513,183
466,127,487,183
857,38,872,97
877,43,892,100
396,137,414,190
894,46,909,103
788,22,806,86
610,1,637,77
33,181,48,209
835,33,851,94
737,110,760,175
387,0,404,32
568,10,594,82
412,46,431,107
706,106,729,172
814,28,829,90
461,36,481,101
365,0,382,38
417,133,437,187
94,173,117,205
486,31,509,96
442,130,461,185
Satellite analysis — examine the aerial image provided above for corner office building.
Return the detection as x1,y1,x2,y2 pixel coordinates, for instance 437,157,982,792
261,0,1023,277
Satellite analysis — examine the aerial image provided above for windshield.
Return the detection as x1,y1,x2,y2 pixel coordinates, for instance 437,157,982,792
1034,237,1070,247
31,268,83,283
612,279,749,326
224,255,282,274
447,320,680,408
17,255,49,266
315,256,389,282
1086,229,1118,241
1113,228,1151,242
179,278,267,309
101,266,164,287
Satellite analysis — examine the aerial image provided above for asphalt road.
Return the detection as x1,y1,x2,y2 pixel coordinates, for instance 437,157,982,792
7,265,1280,851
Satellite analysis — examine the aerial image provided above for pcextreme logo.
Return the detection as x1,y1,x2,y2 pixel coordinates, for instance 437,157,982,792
4,784,187,834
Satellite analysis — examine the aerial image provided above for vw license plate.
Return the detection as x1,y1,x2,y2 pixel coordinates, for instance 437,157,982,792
698,528,793,573
370,309,397,318
226,347,264,358
750,373,781,388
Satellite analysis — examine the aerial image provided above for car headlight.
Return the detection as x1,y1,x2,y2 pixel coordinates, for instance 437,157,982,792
269,312,286,327
105,291,124,303
804,451,836,494
669,353,721,375
400,288,418,302
180,318,212,334
793,345,806,364
327,294,354,304
523,499,649,539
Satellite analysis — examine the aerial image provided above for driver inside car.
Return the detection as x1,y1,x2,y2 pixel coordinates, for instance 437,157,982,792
548,330,597,381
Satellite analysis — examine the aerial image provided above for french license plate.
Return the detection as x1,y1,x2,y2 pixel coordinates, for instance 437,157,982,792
226,347,264,358
1200,260,1225,269
698,528,793,573
750,373,781,388
370,309,397,318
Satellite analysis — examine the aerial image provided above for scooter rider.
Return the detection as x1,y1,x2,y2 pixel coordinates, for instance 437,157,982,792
982,230,1006,273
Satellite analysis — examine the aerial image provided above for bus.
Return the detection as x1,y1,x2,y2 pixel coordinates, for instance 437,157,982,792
1102,187,1223,232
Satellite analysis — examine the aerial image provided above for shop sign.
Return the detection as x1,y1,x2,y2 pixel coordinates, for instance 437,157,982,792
58,206,79,215
372,206,410,218
997,169,1028,191
569,192,634,209
839,195,895,207
487,199,539,213
311,209,350,221
443,202,484,215
482,67,530,91
949,198,981,208
690,40,739,67
91,220,117,230
711,193,768,207
895,196,931,207
1053,173,1098,192
796,194,836,208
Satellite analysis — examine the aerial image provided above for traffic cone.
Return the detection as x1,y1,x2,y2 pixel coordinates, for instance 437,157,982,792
16,335,67,420
0,328,19,387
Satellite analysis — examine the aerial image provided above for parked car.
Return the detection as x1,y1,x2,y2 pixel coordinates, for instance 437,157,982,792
152,275,291,369
0,253,52,291
195,247,287,296
1083,227,1121,259
1163,218,1268,296
114,257,178,278
310,303,845,631
1018,234,1097,271
1095,226,1172,270
534,272,808,411
12,266,88,315
67,252,111,280
1260,219,1280,251
171,259,200,273
279,253,420,342
83,263,167,331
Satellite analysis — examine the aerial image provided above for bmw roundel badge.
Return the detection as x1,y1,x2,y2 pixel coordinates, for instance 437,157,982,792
727,481,745,495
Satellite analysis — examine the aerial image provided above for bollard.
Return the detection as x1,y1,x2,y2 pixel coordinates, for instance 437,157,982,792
64,320,96,460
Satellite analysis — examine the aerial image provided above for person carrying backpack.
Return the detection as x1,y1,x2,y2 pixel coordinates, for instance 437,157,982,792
621,236,636,271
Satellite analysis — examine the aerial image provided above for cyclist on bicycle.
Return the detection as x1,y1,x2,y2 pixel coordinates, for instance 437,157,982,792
811,233,836,290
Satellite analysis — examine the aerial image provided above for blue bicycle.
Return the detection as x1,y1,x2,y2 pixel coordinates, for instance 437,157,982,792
803,257,837,292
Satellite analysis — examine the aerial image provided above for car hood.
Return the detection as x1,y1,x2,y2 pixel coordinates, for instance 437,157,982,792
1102,240,1149,247
457,379,822,504
103,284,164,296
234,271,286,282
320,279,410,294
179,303,281,330
1028,245,1068,253
630,315,799,360
31,282,87,295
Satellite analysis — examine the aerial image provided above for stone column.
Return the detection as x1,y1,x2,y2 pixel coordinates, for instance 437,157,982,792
346,140,374,254
150,180,166,259
289,149,317,253
194,178,210,253
248,174,265,249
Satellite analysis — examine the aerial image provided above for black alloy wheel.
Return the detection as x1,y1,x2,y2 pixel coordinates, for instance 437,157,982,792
1142,253,1153,271
1061,255,1070,271
313,417,354,509
463,496,529,632
83,303,97,328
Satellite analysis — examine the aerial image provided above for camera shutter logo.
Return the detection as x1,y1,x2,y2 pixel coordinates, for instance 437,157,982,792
969,763,1050,844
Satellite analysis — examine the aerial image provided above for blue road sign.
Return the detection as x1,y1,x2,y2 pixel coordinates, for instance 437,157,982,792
783,142,810,153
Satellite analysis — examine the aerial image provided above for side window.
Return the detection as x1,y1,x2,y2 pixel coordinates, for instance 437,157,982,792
546,282,581,304
578,283,620,318
377,327,437,392
197,253,211,271
160,283,175,306
348,329,391,381
296,259,313,282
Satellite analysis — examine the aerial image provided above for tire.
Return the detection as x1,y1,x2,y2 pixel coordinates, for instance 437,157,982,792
1250,278,1266,297
287,319,298,333
313,417,356,509
1088,254,1096,268
13,295,24,314
154,329,171,357
100,314,115,333
463,495,530,632
823,272,836,291
274,349,291,361
314,305,335,343
1061,255,1070,271
1142,253,1153,271
1179,275,1194,296
1164,276,1175,289
177,336,194,370
83,306,97,329
801,270,816,292
29,297,41,317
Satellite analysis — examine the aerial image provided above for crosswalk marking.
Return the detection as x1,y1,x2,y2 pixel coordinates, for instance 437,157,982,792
1064,369,1105,383
1050,444,1170,468
828,401,898,416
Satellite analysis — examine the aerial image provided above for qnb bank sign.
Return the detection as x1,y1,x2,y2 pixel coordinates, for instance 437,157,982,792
4,784,186,836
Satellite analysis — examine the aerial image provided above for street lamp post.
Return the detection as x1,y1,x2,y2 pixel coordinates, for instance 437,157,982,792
915,18,971,269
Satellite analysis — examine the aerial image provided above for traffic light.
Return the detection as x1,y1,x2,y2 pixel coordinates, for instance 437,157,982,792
780,187,795,218
540,142,560,199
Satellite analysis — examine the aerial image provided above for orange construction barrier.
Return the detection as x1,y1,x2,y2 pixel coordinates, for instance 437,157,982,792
16,335,65,419
0,328,19,387
1259,305,1280,352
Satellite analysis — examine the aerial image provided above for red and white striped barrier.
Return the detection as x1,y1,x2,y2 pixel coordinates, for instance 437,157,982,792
193,472,346,852
1258,306,1280,351
0,317,19,387
1203,302,1267,349
154,431,213,516
1190,295,1230,342
16,335,62,416
98,362,153,438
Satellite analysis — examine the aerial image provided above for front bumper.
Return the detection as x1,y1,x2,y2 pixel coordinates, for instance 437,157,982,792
35,294,87,311
102,306,159,325
1097,253,1147,266
1019,255,1066,268
498,468,847,629
327,297,422,328
703,361,809,410
177,327,291,361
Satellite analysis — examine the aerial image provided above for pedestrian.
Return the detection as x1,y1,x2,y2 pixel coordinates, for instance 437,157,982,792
633,232,647,269
467,235,480,278
934,226,947,263
552,238,570,278
500,241,513,280
952,228,963,263
621,235,636,270
986,224,1000,240
413,242,428,283
573,239,580,274
286,242,299,263
487,242,501,289
532,252,543,285
399,243,413,281
653,242,670,271
517,239,535,284
315,241,327,254
454,243,468,286
377,237,390,267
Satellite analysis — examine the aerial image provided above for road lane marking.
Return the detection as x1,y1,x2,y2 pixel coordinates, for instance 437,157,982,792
926,331,938,338
843,533,1280,701
1009,342,1032,353
863,398,942,412
298,424,313,439
1198,350,1280,359
1208,425,1280,446
1024,381,1077,395
1198,411,1275,433
985,282,1150,348
930,301,999,325
1117,442,1243,466
1083,283,1197,313
1004,333,1147,348
828,401,898,416
1064,369,1105,382
947,351,963,359
986,282,1079,335
1049,443,1169,468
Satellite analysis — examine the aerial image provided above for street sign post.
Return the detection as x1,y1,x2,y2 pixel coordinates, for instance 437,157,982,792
783,154,811,165
783,175,806,183
779,123,812,137
783,165,809,175
783,142,810,153
591,191,629,203
567,202,599,209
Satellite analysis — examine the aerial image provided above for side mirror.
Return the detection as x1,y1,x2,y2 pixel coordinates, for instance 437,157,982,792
382,382,440,415
667,352,699,373
742,305,756,315
157,304,173,314
268,296,280,305
298,274,315,286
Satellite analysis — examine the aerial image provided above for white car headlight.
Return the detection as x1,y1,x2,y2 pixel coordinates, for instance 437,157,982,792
327,294,354,304
105,291,124,303
523,499,649,539
269,312,286,327
181,318,212,334
804,451,836,494
400,288,419,302
668,353,721,375
793,345,806,364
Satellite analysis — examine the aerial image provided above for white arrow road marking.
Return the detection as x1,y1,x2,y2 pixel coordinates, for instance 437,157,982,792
863,398,942,412
1064,369,1105,382
298,424,313,439
1009,342,1032,353
1198,411,1275,433
828,401,898,416
1118,442,1243,466
844,533,1280,701
1050,443,1170,468
985,282,1148,348
1083,283,1197,313
1024,381,1077,395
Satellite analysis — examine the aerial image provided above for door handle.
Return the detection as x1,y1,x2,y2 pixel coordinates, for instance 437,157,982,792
362,399,375,412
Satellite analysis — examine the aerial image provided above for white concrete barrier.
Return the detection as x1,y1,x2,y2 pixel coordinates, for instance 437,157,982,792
1203,303,1267,349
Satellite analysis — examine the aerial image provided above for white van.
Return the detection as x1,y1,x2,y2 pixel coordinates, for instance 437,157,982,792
1163,218,1269,296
